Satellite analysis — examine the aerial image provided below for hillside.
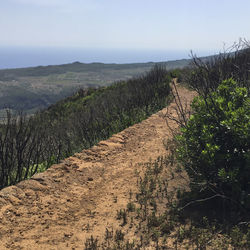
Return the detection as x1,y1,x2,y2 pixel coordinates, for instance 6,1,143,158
0,65,172,189
0,44,249,249
0,84,196,249
0,59,189,117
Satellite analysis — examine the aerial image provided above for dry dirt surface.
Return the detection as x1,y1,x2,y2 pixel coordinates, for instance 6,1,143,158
0,84,196,250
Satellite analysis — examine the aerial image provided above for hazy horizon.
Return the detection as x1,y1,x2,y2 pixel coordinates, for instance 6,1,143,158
1,0,249,69
1,1,249,56
0,46,218,70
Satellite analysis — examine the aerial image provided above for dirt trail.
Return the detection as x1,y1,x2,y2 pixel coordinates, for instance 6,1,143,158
0,84,196,250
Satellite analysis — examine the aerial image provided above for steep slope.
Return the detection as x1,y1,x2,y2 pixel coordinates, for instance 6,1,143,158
0,85,196,250
0,66,171,189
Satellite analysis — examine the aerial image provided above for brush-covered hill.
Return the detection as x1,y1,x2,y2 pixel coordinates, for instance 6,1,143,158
0,65,173,189
0,59,190,116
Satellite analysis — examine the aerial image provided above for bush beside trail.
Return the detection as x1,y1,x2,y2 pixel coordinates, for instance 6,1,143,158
176,78,250,215
167,41,250,224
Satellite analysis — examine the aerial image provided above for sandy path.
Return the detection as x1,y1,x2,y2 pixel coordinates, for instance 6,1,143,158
0,85,196,250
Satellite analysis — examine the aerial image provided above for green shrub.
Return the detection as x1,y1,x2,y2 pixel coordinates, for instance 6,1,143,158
176,79,250,211
127,202,136,212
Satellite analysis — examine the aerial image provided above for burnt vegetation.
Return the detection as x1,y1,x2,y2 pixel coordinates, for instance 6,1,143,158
0,65,172,189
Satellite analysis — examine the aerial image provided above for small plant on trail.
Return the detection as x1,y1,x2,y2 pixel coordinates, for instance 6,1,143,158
117,209,128,226
115,229,125,242
84,235,99,250
127,202,136,212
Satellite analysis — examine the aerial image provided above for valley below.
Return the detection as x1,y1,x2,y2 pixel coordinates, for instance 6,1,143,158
0,59,189,117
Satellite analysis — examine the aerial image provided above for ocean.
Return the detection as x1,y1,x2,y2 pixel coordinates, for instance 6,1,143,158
0,47,195,69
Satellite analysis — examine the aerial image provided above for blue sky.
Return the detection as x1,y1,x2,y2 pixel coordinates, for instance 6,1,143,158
0,0,249,53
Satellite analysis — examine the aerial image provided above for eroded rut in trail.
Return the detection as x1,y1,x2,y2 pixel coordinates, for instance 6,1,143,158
0,85,196,250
